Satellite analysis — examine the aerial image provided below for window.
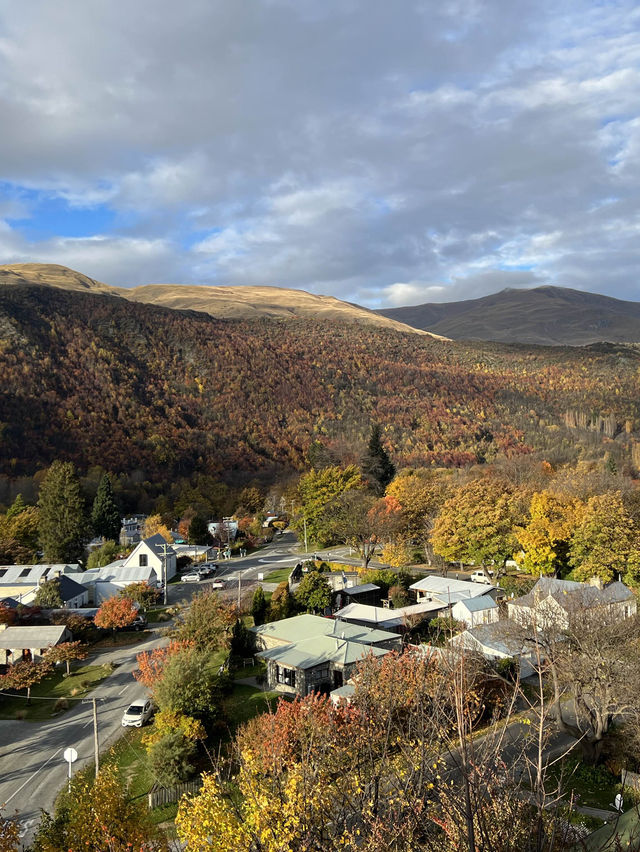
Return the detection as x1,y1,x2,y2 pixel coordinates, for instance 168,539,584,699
19,568,31,577
276,666,296,688
139,554,148,567
0,569,6,578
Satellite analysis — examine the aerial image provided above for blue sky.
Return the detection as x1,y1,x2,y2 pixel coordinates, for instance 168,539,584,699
0,0,639,306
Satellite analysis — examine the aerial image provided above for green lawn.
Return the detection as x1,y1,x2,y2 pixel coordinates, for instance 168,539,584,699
263,567,292,583
145,607,172,624
232,660,266,680
222,683,283,730
0,663,113,721
547,757,619,811
92,631,149,649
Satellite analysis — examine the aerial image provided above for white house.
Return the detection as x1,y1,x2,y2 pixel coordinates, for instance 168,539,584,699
451,596,499,628
64,562,159,604
122,534,177,581
450,623,537,678
0,624,72,664
409,575,499,607
507,577,636,630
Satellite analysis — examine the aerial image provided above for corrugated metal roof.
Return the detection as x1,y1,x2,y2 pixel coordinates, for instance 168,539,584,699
0,625,69,649
455,596,498,613
251,613,398,645
409,575,495,600
257,635,390,669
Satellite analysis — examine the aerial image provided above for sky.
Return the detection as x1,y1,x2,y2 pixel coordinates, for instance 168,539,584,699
0,0,639,308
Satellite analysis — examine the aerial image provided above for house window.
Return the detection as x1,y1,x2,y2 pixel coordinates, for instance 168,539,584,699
0,569,6,578
139,554,148,567
276,665,296,688
19,568,31,577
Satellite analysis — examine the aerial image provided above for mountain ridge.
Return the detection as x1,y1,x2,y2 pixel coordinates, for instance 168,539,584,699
376,286,640,345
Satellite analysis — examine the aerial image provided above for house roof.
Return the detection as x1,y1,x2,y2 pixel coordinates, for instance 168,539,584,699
452,622,529,657
330,684,356,701
55,575,89,602
0,624,69,649
0,564,79,585
409,575,496,603
510,577,635,611
257,635,390,670
454,596,498,613
334,601,444,628
66,562,155,585
343,583,381,596
250,613,398,646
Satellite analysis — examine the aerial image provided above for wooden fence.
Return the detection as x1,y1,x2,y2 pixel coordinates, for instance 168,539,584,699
148,778,203,809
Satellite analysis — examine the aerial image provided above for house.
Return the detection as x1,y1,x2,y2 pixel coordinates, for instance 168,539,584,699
120,515,147,546
330,683,356,706
333,601,445,633
0,624,72,664
339,583,383,607
41,574,89,609
0,564,81,606
409,575,500,607
507,577,636,630
172,544,216,562
451,596,499,628
450,622,537,678
64,562,159,604
324,571,361,594
122,534,177,582
208,518,238,542
251,614,401,696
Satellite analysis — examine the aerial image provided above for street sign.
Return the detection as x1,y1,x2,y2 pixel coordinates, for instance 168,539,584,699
63,747,78,763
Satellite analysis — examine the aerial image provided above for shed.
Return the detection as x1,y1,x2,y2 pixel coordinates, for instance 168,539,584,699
0,624,72,664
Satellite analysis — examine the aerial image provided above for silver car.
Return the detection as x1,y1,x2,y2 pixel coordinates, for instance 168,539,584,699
122,698,154,727
182,571,203,582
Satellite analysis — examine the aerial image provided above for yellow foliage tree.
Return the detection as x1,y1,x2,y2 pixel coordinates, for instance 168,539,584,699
514,491,582,576
381,540,413,568
142,709,206,749
143,514,174,542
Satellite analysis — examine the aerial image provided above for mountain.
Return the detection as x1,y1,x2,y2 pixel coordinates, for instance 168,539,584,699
377,286,640,345
0,263,433,337
1,277,639,487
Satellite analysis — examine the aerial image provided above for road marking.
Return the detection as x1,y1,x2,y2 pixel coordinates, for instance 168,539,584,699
4,747,64,805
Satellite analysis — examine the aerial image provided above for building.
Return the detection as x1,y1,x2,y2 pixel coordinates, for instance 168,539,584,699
451,596,499,628
409,575,500,607
507,577,636,630
0,564,81,606
0,624,72,664
450,622,537,678
120,515,147,546
64,562,159,604
122,534,177,582
339,583,383,607
333,601,444,633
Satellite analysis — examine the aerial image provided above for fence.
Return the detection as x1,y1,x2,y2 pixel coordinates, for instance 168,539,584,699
148,778,203,809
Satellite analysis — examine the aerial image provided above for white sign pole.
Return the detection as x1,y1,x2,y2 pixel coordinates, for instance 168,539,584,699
63,747,78,793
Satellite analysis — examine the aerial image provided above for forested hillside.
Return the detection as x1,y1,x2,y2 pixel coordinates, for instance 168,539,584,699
1,283,640,487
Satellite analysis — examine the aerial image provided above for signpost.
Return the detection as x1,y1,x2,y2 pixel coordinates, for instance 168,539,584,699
63,747,78,792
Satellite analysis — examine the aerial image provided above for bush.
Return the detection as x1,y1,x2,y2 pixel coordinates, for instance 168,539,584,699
53,698,69,713
148,731,197,788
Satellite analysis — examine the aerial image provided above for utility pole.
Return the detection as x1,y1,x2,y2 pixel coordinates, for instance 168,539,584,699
160,543,170,605
291,500,308,553
92,697,99,778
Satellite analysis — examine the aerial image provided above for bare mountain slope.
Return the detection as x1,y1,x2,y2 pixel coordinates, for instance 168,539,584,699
0,263,434,336
377,286,640,345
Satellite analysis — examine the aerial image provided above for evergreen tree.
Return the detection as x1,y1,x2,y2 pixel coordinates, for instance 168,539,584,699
91,474,121,542
38,461,89,563
250,586,268,626
33,578,63,608
268,581,294,621
361,424,395,496
188,514,211,545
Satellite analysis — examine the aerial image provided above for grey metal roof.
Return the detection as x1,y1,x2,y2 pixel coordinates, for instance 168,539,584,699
511,577,634,611
251,613,398,646
455,596,498,613
409,575,495,601
257,635,390,669
0,625,69,649
0,564,79,585
343,583,381,595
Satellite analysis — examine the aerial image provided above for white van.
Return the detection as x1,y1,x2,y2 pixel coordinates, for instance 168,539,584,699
469,569,494,584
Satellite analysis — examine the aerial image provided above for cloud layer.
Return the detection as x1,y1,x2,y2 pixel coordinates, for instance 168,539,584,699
0,0,639,306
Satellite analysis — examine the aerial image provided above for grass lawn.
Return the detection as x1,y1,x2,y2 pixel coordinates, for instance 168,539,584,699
91,631,149,650
0,663,113,721
145,607,172,624
232,660,266,680
222,683,283,731
547,756,619,811
263,567,292,583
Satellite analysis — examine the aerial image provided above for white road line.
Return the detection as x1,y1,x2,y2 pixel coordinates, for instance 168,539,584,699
3,746,64,805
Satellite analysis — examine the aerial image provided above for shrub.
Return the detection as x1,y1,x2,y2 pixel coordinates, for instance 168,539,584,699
149,731,197,787
53,698,69,713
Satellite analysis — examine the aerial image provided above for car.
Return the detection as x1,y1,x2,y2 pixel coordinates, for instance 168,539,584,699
469,569,494,584
182,571,203,582
130,614,147,631
209,580,225,589
121,698,154,727
198,563,218,578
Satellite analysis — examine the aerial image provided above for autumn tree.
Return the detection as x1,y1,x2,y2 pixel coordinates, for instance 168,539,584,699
431,476,520,574
32,764,167,851
135,640,191,689
0,495,40,563
323,491,403,569
295,571,331,613
296,464,363,547
172,590,237,651
38,461,89,563
33,578,63,608
143,514,173,542
514,491,581,577
86,539,119,570
117,580,160,611
361,423,396,496
0,810,19,851
235,486,263,516
386,468,453,553
44,640,88,676
568,490,640,584
268,581,294,621
0,658,52,703
94,596,137,633
90,474,121,542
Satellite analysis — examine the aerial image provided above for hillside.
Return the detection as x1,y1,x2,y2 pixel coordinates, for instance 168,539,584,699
377,286,640,345
1,281,640,486
0,263,431,336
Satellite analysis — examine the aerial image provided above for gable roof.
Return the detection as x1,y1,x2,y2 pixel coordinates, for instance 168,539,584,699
453,622,530,657
343,583,380,595
334,600,444,628
250,613,398,646
0,564,79,585
56,575,89,602
511,577,635,611
410,575,496,603
257,635,390,670
454,596,498,613
140,534,176,558
0,624,69,649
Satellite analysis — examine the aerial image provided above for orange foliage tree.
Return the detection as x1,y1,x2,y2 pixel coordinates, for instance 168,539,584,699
94,596,137,632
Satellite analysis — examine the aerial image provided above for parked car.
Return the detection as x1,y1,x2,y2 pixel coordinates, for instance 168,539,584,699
122,698,154,727
182,571,203,582
199,563,218,578
209,579,225,589
469,569,494,584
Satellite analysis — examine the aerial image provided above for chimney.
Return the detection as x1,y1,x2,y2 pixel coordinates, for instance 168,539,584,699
589,576,604,590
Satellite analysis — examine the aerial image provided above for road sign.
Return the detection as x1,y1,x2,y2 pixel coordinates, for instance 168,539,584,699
63,747,78,763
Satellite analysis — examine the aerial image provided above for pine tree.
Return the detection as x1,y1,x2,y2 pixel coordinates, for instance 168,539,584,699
38,461,89,563
91,474,121,542
188,515,211,545
361,424,395,496
250,586,268,626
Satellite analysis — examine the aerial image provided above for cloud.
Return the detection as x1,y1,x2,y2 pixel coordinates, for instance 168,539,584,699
0,0,638,306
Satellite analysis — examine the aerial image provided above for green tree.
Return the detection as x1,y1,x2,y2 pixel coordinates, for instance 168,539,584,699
250,586,268,626
153,647,226,722
297,464,363,547
236,487,263,516
5,494,27,521
33,578,63,608
173,589,237,651
118,581,160,611
0,496,40,563
86,539,119,570
148,731,197,787
268,581,294,621
90,474,121,542
569,491,640,585
188,514,211,545
38,461,88,563
295,571,332,613
361,423,396,496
